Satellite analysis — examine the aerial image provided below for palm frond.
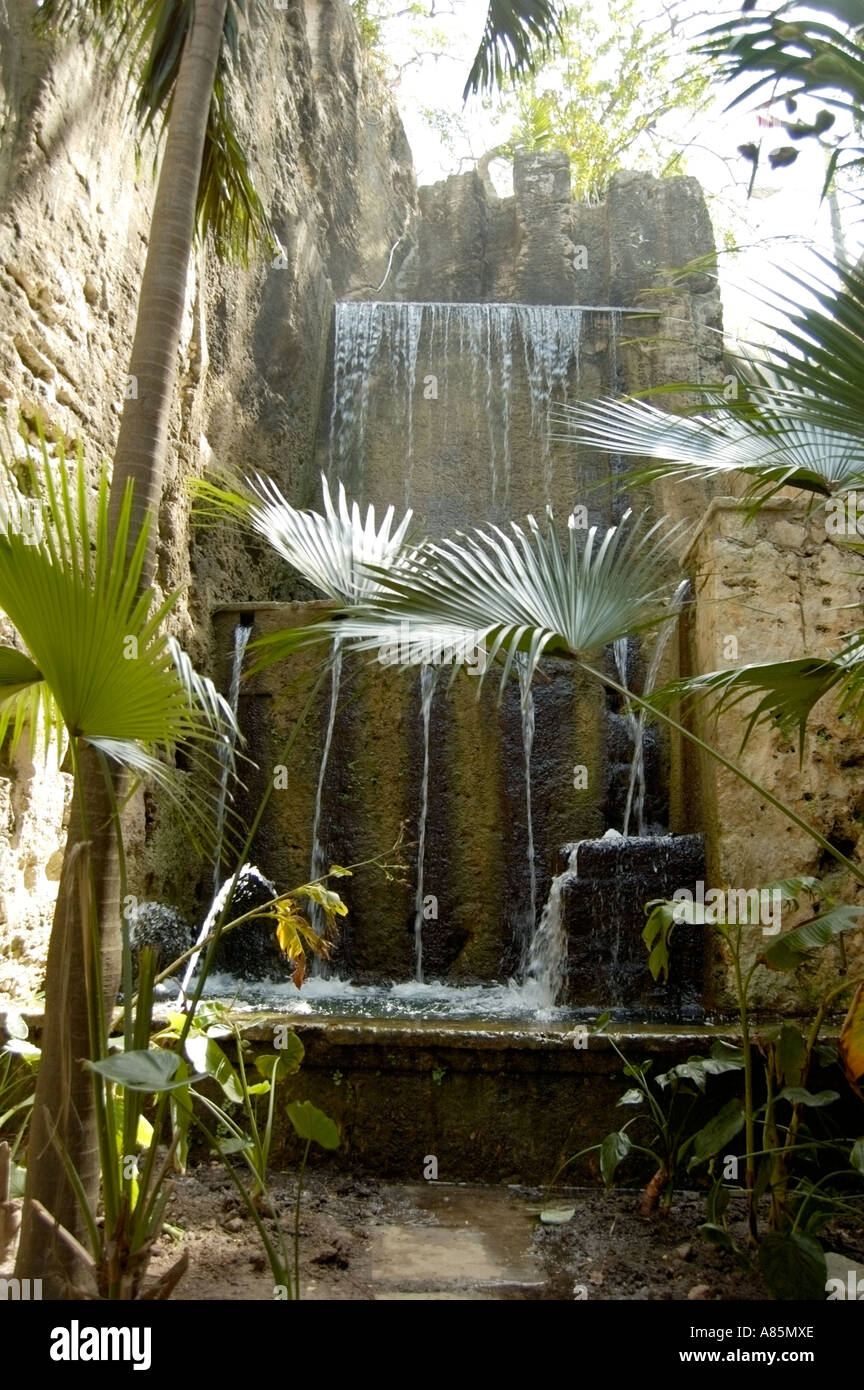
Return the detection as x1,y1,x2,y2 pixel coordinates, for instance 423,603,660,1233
464,0,568,99
37,0,270,262
0,420,239,851
559,394,864,504
649,648,864,761
195,472,415,603
250,509,688,697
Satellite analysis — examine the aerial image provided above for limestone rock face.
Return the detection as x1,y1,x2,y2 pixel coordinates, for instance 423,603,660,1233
676,499,864,1013
0,0,415,1001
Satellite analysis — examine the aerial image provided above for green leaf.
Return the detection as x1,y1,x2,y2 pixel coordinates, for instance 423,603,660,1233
763,904,864,971
758,1231,827,1302
599,1130,631,1187
539,1206,576,1225
776,1086,840,1108
0,646,42,697
184,1033,243,1105
849,1137,864,1175
87,1048,181,1092
657,1055,745,1092
3,1038,40,1062
617,1088,644,1106
687,1099,745,1167
699,1222,734,1250
286,1100,340,1150
217,1136,251,1156
774,1024,808,1088
254,1037,304,1081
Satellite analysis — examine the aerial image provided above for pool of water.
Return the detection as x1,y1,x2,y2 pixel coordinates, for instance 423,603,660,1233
195,974,579,1023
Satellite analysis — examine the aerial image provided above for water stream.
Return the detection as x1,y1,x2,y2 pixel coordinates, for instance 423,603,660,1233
622,581,690,836
183,619,251,999
522,843,581,1012
328,302,592,504
413,662,440,983
516,656,537,965
308,634,344,975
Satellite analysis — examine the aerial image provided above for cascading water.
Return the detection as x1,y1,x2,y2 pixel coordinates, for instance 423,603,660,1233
622,581,690,837
522,843,581,1012
308,634,344,975
181,619,251,1002
328,302,586,506
413,662,440,983
516,656,537,963
190,294,706,1024
213,620,252,897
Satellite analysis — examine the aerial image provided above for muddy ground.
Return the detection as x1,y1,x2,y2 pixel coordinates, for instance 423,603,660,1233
142,1165,864,1301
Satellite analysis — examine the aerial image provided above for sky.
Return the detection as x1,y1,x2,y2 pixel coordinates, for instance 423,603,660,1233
367,1,864,341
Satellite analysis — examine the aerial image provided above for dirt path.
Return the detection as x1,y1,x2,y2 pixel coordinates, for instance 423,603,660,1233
146,1165,807,1300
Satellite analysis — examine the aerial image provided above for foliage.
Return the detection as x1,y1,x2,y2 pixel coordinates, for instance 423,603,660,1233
194,472,415,604
494,0,710,200
0,420,236,853
694,2,864,200
463,1,568,99
561,1017,746,1216
642,876,864,1298
147,1001,340,1298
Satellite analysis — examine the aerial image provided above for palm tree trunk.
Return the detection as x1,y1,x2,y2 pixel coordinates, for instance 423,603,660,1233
16,742,121,1297
109,0,228,580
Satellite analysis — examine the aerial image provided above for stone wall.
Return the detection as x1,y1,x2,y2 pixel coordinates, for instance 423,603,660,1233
0,0,415,1001
675,499,864,1013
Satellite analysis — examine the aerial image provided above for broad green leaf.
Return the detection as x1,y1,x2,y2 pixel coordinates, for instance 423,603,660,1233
699,1223,734,1250
599,1130,631,1187
87,1048,181,1092
539,1206,576,1225
776,1087,840,1108
617,1088,644,1106
255,1038,304,1081
774,1024,808,1088
2,1010,28,1041
286,1100,340,1150
0,646,42,697
762,904,864,972
687,1099,745,1167
218,1136,252,1156
184,1033,243,1105
850,1137,864,1175
3,1038,40,1062
657,1054,744,1091
758,1231,827,1302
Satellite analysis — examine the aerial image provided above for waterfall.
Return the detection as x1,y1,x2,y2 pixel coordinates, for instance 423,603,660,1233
328,302,588,506
308,634,344,974
413,663,440,983
523,843,581,1010
212,621,252,897
516,656,537,964
612,636,641,835
180,619,251,1002
622,581,690,836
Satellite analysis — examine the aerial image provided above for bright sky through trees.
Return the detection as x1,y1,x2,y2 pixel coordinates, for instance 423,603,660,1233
358,1,864,339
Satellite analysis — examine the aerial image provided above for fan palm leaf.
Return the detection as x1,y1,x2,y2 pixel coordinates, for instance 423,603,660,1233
560,394,864,505
0,427,237,851
194,472,415,603
248,507,689,696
